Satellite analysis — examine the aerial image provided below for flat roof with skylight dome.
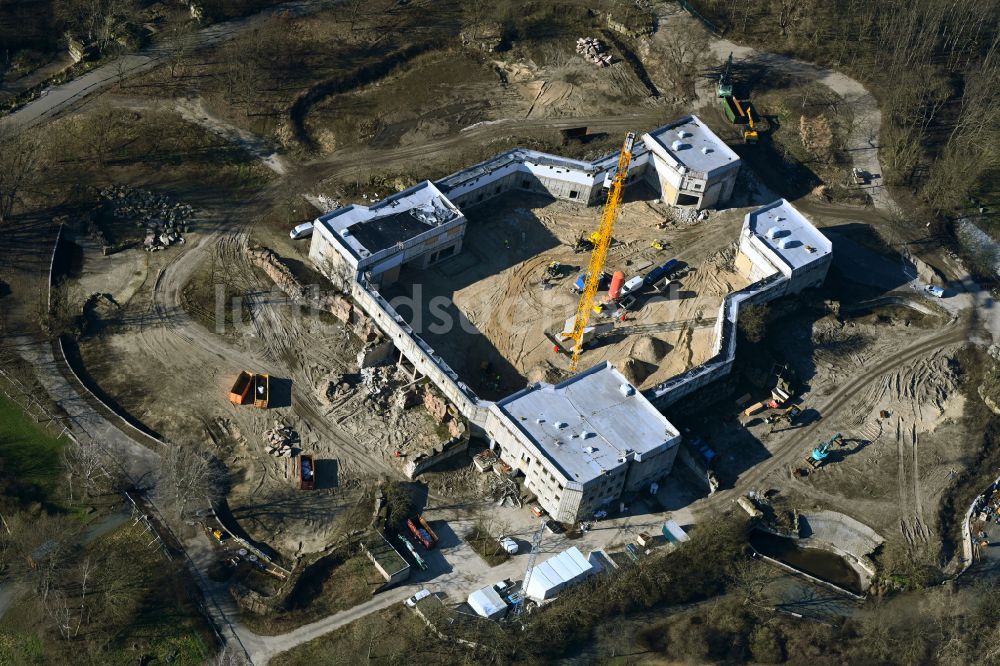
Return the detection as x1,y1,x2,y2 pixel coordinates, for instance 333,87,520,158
643,115,740,177
492,362,680,485
747,198,833,272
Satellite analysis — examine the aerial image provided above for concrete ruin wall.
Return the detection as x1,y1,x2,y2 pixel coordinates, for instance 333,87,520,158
350,278,491,429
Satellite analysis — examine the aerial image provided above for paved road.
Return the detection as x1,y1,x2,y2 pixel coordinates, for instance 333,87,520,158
0,0,340,130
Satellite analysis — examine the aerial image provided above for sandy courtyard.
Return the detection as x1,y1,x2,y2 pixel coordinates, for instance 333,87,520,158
384,191,750,399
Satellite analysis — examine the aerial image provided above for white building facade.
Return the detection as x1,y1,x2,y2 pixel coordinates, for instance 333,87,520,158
486,362,681,523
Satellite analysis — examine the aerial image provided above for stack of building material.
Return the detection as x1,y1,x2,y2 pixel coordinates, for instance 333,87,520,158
264,423,298,457
575,37,614,67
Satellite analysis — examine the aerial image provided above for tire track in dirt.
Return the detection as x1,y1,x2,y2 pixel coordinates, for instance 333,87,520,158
704,325,968,506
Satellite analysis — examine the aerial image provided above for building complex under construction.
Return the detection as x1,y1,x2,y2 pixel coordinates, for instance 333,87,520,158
309,114,832,522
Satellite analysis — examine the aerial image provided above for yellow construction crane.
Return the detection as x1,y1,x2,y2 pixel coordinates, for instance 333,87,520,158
563,131,636,371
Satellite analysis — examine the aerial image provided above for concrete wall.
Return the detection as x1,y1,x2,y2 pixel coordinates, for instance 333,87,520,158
404,433,470,479
437,145,654,213
623,441,680,493
645,262,788,409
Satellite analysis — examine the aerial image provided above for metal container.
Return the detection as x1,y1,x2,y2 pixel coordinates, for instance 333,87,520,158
609,271,625,299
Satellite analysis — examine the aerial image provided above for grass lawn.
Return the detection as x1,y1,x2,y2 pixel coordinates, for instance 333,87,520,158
0,395,68,502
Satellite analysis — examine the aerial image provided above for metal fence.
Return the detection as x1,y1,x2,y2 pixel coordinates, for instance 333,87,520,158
0,365,73,441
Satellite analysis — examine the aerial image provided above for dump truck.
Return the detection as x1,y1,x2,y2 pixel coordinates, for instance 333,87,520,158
299,454,315,490
254,373,270,409
407,517,438,550
229,371,254,405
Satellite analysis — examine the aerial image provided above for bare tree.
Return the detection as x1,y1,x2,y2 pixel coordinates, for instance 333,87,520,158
728,558,776,613
0,127,43,225
63,441,118,502
657,25,708,99
55,0,138,55
156,445,224,523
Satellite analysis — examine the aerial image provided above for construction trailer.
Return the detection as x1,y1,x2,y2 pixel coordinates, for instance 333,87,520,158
468,584,510,620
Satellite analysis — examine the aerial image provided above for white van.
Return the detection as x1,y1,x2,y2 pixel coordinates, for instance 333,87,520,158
618,276,644,298
289,222,314,240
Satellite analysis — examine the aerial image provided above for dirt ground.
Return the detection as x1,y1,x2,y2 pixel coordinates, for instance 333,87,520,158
71,221,451,556
384,190,750,398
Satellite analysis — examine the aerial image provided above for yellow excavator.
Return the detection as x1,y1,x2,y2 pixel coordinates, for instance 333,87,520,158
733,98,758,143
562,131,635,371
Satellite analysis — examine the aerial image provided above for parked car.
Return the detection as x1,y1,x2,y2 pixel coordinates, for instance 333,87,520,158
499,537,519,555
924,285,945,298
529,503,546,518
851,167,867,185
289,222,314,240
405,589,431,608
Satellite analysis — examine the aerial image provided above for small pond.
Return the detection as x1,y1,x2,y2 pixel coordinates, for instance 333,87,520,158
749,529,864,595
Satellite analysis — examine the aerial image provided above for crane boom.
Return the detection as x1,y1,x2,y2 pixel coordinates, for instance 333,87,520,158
513,520,546,616
564,131,636,371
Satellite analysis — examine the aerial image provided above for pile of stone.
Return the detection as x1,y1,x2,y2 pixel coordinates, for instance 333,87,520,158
98,185,195,252
576,37,614,67
324,374,355,403
360,365,395,394
263,423,298,457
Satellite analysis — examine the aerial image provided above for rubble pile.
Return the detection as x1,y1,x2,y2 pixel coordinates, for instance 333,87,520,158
658,206,709,227
98,185,195,252
263,423,299,457
484,473,523,508
323,373,356,403
360,365,397,407
576,37,614,67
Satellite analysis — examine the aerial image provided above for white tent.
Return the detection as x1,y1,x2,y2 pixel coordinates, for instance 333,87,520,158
468,585,509,620
525,546,595,602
